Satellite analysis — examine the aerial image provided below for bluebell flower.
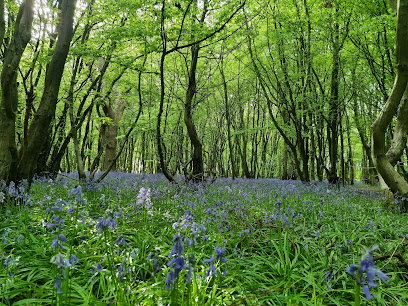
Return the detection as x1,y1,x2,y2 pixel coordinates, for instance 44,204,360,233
97,263,103,272
97,217,116,233
186,265,193,283
70,255,79,265
324,271,335,290
51,253,71,268
8,271,13,278
362,286,374,300
347,246,390,300
165,269,175,290
51,236,66,251
55,276,62,294
146,252,154,261
169,234,184,257
2,232,7,244
51,203,64,212
214,245,227,262
116,236,126,248
46,223,55,229
347,264,357,275
4,256,10,269
186,237,194,248
204,256,217,277
59,234,67,243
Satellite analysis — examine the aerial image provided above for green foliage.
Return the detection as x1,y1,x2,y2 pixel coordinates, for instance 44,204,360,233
1,175,408,304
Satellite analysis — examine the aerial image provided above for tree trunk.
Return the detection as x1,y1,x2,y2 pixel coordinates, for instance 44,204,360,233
17,0,77,181
371,0,408,205
102,93,127,171
184,47,204,182
0,0,34,183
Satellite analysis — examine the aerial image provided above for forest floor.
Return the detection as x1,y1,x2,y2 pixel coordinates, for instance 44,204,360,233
1,173,408,305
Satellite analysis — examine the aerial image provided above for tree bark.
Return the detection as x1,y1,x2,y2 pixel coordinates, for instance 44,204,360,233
102,92,127,171
372,0,408,202
17,0,77,181
0,0,34,183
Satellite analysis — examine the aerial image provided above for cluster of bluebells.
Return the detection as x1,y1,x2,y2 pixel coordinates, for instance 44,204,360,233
165,234,190,289
204,245,227,277
96,217,117,234
50,253,79,294
347,245,390,300
135,187,153,217
263,199,299,229
324,271,336,290
3,255,16,278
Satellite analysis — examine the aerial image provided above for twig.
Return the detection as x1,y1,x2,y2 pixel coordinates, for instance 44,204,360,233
380,237,405,269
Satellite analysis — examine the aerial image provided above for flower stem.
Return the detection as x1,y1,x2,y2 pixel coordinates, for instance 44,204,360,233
354,283,360,306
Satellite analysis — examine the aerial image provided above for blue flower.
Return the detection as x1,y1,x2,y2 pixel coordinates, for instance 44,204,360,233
347,246,390,300
55,276,62,294
214,245,227,262
70,255,79,265
96,263,103,272
51,236,66,251
165,269,175,290
362,286,374,300
204,256,217,277
347,264,357,275
116,236,126,248
51,253,71,268
51,203,64,212
3,256,10,269
97,217,117,234
169,234,184,257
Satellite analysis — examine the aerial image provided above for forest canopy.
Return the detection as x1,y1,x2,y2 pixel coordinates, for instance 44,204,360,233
0,0,407,196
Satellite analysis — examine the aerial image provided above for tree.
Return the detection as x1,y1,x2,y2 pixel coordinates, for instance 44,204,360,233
0,0,34,183
371,0,408,208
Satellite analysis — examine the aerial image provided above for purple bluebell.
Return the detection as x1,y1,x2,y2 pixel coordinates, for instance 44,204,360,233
51,236,66,251
51,203,64,212
204,256,217,277
70,255,79,265
347,246,390,300
362,286,374,300
97,263,103,272
4,256,10,268
169,234,184,257
214,245,227,262
165,269,175,290
116,236,126,248
55,276,62,294
51,253,71,268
